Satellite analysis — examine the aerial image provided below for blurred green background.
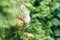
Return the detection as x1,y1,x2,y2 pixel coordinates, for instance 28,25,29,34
0,0,60,40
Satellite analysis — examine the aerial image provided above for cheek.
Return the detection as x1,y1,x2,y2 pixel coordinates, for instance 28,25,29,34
18,20,24,26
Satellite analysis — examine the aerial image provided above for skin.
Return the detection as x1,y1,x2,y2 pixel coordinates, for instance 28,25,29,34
17,16,24,26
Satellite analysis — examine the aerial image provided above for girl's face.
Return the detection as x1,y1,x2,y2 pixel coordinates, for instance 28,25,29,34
17,16,24,26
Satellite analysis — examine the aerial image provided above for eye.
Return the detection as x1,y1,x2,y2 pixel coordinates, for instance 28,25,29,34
20,18,23,21
19,18,24,21
18,16,24,21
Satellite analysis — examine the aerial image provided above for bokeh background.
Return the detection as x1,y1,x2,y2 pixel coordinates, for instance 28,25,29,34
0,0,60,40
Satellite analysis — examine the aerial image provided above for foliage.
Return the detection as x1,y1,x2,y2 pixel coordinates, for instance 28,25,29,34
0,0,60,40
